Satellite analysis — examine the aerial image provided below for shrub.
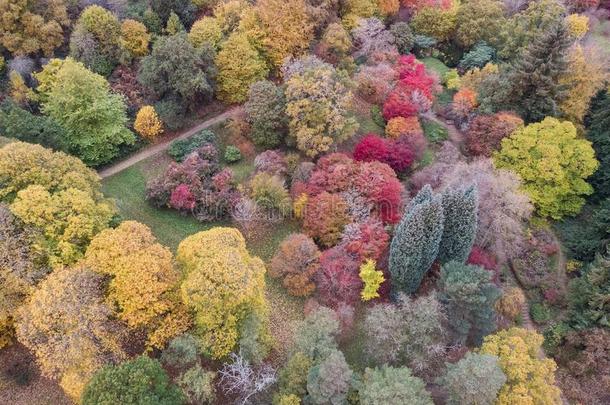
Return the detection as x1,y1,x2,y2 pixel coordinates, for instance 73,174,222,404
224,145,242,163
189,17,223,49
274,352,312,401
383,87,418,120
254,150,287,177
421,119,448,143
317,246,362,307
359,259,385,301
304,192,351,248
154,99,185,131
168,130,217,162
355,64,396,105
458,42,495,71
390,22,414,54
134,105,163,140
270,234,320,296
467,246,499,284
161,334,199,369
177,365,216,404
385,116,421,139
250,172,291,214
494,287,525,321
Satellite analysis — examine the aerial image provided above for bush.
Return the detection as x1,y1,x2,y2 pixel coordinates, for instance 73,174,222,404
353,134,414,173
459,42,495,71
154,99,185,131
224,145,242,163
254,150,287,177
390,22,414,54
530,302,552,324
168,130,217,162
385,116,422,139
250,172,291,214
340,219,390,262
370,105,385,128
161,334,199,370
270,234,320,297
465,112,523,157
177,365,216,404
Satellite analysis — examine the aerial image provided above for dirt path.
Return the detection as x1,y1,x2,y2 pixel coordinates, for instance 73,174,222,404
98,106,243,179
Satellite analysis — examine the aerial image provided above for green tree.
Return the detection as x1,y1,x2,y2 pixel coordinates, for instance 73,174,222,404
587,91,610,200
0,101,66,150
292,307,339,362
82,356,184,405
307,350,352,405
164,11,185,35
274,352,312,402
138,34,216,109
360,365,432,405
244,80,287,148
455,0,506,49
438,186,478,264
438,352,506,405
215,32,269,103
35,58,135,166
493,117,598,219
389,185,444,294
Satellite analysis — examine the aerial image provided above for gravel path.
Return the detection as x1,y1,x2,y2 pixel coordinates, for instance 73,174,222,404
98,106,243,179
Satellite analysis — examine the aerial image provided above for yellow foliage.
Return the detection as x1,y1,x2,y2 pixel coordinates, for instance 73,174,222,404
410,5,458,42
215,32,269,103
293,193,308,219
177,227,269,359
85,221,190,349
134,105,164,140
256,0,314,67
479,328,561,405
33,58,65,103
385,116,422,139
359,259,384,301
342,0,378,30
460,62,498,92
495,287,525,320
189,17,224,49
566,14,589,39
444,69,461,90
214,0,250,34
120,19,150,57
9,71,34,106
559,45,606,124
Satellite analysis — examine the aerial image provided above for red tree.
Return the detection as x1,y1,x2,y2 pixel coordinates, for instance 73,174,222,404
169,184,196,211
316,246,362,307
465,112,523,157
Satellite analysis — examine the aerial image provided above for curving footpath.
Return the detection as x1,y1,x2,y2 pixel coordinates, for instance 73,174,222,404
98,106,243,179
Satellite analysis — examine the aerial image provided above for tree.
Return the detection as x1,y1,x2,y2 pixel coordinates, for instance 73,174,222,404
150,0,196,26
189,17,223,49
36,58,135,166
249,172,291,213
164,11,186,35
360,366,432,405
216,32,269,103
138,33,216,109
0,205,49,348
84,221,190,349
307,350,352,405
176,228,269,359
389,185,444,294
352,18,396,60
318,22,352,63
359,259,384,301
390,22,414,54
303,192,351,248
218,352,276,405
244,80,287,148
0,100,66,150
587,91,610,199
438,186,478,264
70,5,121,76
177,364,216,404
410,6,457,42
493,117,598,219
274,352,312,402
82,356,184,405
486,22,573,123
15,266,126,400
559,44,606,124
120,19,150,59
439,159,533,263
0,0,68,56
285,58,358,157
292,307,339,362
438,352,506,405
134,106,163,140
438,261,501,344
465,112,523,157
364,295,446,374
455,0,506,49
270,233,320,297
479,328,561,405
565,13,589,39
316,246,362,307
256,0,314,67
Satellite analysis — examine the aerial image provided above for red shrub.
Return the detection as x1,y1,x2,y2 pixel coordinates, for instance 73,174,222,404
316,246,362,307
303,192,352,248
355,161,404,224
169,184,196,211
353,134,413,173
465,112,523,157
396,131,427,161
384,141,414,173
340,219,390,261
382,87,418,120
467,246,500,285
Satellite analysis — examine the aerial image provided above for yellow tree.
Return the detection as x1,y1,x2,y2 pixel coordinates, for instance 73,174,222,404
493,117,598,219
479,327,561,405
0,0,69,56
120,19,150,58
8,70,34,106
189,17,224,49
215,32,269,103
559,45,606,124
359,259,384,301
15,266,126,401
177,227,269,359
134,105,164,140
84,221,191,349
565,14,589,39
256,0,314,67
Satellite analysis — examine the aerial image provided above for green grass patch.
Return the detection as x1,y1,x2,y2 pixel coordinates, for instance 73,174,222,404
436,87,456,107
421,119,449,143
421,57,450,78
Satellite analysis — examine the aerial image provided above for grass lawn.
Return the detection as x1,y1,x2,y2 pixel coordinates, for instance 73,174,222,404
421,56,450,78
421,118,449,143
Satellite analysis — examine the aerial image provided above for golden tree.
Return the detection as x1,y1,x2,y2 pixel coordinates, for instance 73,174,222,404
120,19,150,58
134,105,164,140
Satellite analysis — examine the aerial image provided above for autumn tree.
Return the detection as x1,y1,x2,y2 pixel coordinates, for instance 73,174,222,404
82,356,184,405
285,57,358,157
559,44,606,124
438,261,501,344
189,17,223,49
307,350,352,405
0,142,115,266
120,19,151,61
274,352,312,402
270,233,320,297
138,33,216,109
134,106,164,141
70,5,121,76
15,266,126,400
438,352,506,405
256,0,314,67
479,328,561,404
465,112,523,157
360,366,432,405
177,228,269,359
35,58,135,166
359,259,384,301
85,221,190,349
0,0,68,56
410,5,458,42
454,0,506,49
493,117,598,219
216,32,269,103
244,80,287,148
438,186,478,264
389,185,444,294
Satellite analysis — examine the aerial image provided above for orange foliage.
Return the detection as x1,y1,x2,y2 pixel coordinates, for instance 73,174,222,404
385,116,423,139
